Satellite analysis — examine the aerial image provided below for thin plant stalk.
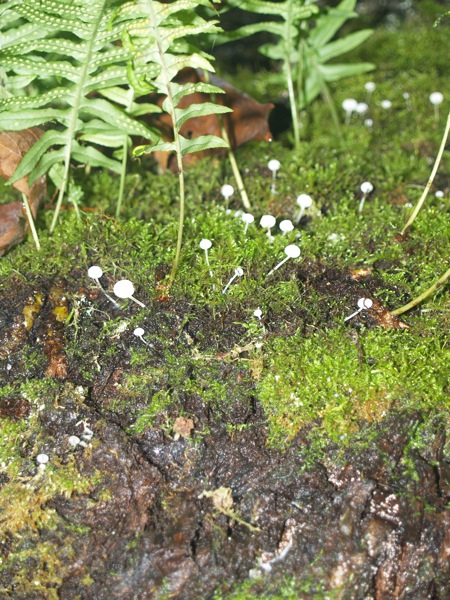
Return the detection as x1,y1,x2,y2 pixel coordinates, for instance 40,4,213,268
202,70,251,211
21,193,41,251
402,110,450,235
286,0,300,149
391,267,450,316
116,138,128,218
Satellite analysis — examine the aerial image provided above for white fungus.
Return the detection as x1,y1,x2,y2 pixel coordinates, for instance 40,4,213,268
344,297,373,322
199,238,214,278
342,98,358,124
359,181,374,213
267,244,301,277
87,265,119,308
381,100,392,109
242,213,255,235
279,219,294,234
133,327,151,346
253,308,263,320
429,92,444,121
222,267,244,294
260,214,276,240
113,280,146,308
295,194,312,224
364,81,376,103
364,118,374,128
36,453,49,465
268,159,281,193
356,102,369,115
68,435,81,447
221,184,234,202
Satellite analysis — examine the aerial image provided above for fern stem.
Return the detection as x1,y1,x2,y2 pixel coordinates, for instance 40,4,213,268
49,2,105,233
116,138,128,219
21,193,41,251
286,1,300,149
401,110,450,235
391,266,450,316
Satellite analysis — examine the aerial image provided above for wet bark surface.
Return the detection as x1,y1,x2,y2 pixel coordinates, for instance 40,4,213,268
0,272,448,599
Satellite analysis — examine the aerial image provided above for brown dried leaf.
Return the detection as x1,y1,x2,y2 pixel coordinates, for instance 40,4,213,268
0,128,46,256
173,416,194,440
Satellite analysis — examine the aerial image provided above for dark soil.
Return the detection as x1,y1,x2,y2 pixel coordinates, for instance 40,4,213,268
1,270,448,599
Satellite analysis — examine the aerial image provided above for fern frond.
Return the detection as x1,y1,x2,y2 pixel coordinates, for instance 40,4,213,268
0,0,159,231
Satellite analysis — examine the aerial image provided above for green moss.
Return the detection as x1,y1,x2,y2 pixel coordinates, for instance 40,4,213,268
258,327,449,449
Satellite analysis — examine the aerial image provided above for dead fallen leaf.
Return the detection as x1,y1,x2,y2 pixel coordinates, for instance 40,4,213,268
369,298,409,329
0,128,46,256
173,416,194,440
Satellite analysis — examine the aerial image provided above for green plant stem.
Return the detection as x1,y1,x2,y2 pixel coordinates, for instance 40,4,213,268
286,0,300,149
402,110,450,235
116,139,128,219
21,193,41,251
391,267,450,316
219,123,251,211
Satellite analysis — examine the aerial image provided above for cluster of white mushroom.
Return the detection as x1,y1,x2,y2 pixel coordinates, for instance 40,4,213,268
87,266,145,308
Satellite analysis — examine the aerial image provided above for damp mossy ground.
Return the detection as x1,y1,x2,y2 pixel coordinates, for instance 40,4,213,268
0,7,449,599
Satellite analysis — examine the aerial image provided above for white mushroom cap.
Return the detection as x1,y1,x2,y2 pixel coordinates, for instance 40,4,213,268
242,213,255,224
342,98,358,112
268,159,281,172
284,244,301,259
68,436,81,447
253,308,262,319
221,184,234,199
364,82,376,92
88,265,103,279
296,194,312,208
279,219,294,233
260,215,276,229
356,102,369,114
429,92,444,105
360,181,373,194
357,297,373,309
36,453,49,464
235,267,244,277
133,327,145,337
381,100,392,109
113,279,135,299
199,238,212,250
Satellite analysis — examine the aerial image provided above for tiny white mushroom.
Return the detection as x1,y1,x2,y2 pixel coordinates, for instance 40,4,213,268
364,81,376,103
279,219,294,235
267,244,301,277
342,98,358,124
381,99,392,109
36,453,49,470
199,238,214,277
87,265,119,307
358,181,374,213
268,159,281,193
253,308,263,320
344,297,373,322
242,213,255,235
356,102,369,115
364,118,374,128
68,435,81,448
260,214,276,240
403,92,412,110
435,190,444,198
429,92,444,121
295,194,312,224
133,326,151,347
222,267,244,294
221,184,234,203
113,279,146,308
